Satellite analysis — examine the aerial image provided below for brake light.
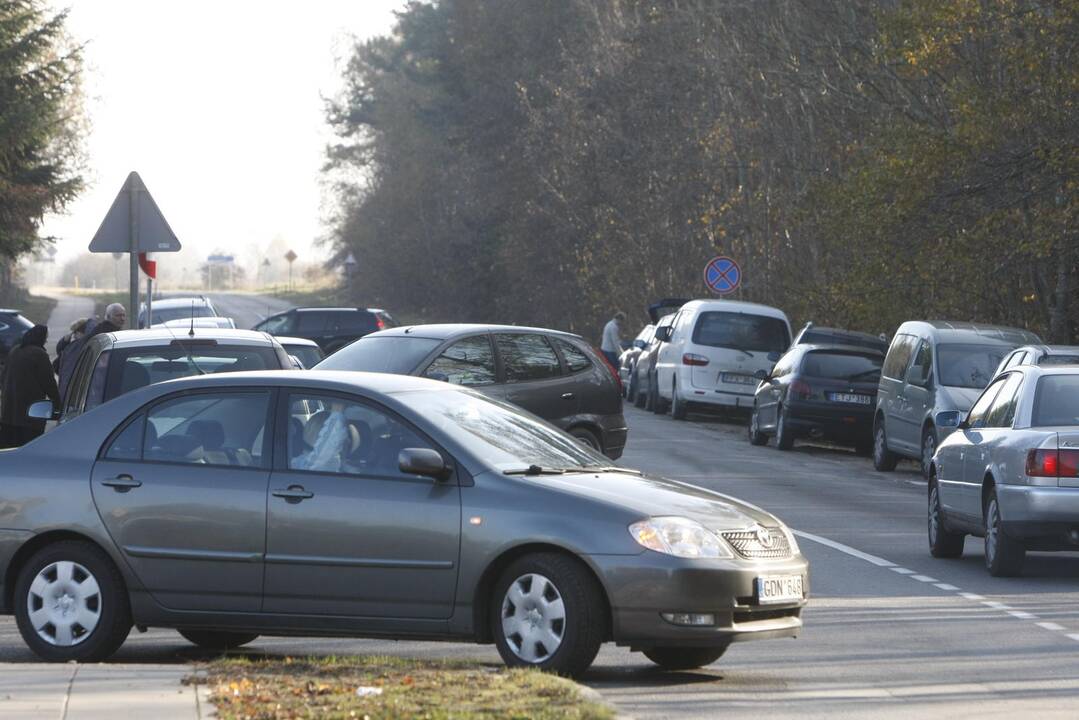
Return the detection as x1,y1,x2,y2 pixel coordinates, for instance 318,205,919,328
376,316,385,330
790,379,812,400
682,353,709,366
1026,449,1079,478
594,347,623,393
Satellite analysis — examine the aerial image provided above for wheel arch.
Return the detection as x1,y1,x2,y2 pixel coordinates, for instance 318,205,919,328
981,473,997,513
471,542,613,644
3,530,126,613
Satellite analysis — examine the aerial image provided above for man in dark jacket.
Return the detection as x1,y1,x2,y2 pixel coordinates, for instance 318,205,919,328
86,303,126,338
0,325,61,448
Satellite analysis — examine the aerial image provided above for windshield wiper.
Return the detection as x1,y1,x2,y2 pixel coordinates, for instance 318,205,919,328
504,465,567,476
579,465,643,475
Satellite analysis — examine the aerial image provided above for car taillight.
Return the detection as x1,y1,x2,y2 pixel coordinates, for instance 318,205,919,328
682,353,709,366
376,316,385,330
594,347,623,393
1026,449,1079,478
790,379,812,400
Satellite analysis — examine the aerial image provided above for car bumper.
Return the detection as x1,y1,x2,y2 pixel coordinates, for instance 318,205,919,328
590,552,809,648
597,413,628,460
999,485,1079,549
787,404,874,440
683,387,757,409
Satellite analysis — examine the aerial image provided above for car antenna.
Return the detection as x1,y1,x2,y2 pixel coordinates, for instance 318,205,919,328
189,299,196,338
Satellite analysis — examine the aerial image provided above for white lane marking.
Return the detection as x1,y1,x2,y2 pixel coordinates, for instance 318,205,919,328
793,530,1079,643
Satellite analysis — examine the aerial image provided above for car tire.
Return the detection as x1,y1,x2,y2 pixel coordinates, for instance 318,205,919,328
984,487,1025,577
775,405,794,450
671,380,687,420
650,375,668,415
14,541,132,662
626,371,638,403
642,645,728,670
920,426,938,479
569,426,602,453
178,630,260,651
872,420,899,472
928,476,964,558
491,553,606,678
634,376,648,409
748,405,768,446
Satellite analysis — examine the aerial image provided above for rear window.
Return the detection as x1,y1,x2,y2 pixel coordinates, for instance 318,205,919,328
801,330,884,352
937,343,1009,389
1031,375,1079,426
801,351,882,381
151,305,214,325
103,345,282,401
691,311,789,353
316,336,441,373
1040,354,1079,367
329,311,379,334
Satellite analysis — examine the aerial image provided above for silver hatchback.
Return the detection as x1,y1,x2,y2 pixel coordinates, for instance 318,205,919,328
927,366,1079,576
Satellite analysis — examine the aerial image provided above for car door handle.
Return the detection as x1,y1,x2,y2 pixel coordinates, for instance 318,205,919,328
561,392,575,400
101,475,142,491
272,485,314,503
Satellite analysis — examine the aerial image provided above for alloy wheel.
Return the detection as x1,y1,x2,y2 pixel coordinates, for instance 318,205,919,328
929,486,941,546
26,561,101,647
500,573,566,664
985,499,1000,566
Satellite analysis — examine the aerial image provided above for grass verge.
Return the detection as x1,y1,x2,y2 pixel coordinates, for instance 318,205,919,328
189,655,612,720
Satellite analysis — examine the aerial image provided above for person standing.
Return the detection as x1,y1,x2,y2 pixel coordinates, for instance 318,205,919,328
0,325,61,448
600,311,626,367
87,303,127,338
52,318,89,374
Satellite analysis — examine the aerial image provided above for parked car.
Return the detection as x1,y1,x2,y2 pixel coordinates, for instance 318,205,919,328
792,322,888,354
7,370,808,674
53,328,291,424
619,324,654,400
653,300,792,420
150,317,236,330
277,336,325,370
873,321,1041,477
253,307,396,354
636,313,676,411
0,308,34,371
928,365,1079,576
137,296,218,328
749,344,884,453
993,344,1079,378
316,324,627,458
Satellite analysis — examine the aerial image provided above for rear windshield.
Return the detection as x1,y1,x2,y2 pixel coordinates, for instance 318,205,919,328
1031,375,1079,426
1040,354,1079,367
692,311,789,353
315,336,441,373
152,305,214,325
104,345,282,401
937,343,1009,389
801,351,882,381
285,345,324,370
801,330,884,352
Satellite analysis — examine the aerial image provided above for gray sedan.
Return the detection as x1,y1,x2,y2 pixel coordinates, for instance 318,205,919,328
928,365,1079,576
0,371,808,675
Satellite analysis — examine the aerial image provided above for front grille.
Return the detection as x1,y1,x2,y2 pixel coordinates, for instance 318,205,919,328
721,526,792,559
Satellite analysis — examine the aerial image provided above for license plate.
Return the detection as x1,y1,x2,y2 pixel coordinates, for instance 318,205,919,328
756,574,804,605
827,392,871,405
721,372,757,386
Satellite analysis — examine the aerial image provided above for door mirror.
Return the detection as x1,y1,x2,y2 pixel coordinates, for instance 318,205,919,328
633,339,647,350
27,401,59,421
654,326,672,342
398,448,449,480
935,410,962,429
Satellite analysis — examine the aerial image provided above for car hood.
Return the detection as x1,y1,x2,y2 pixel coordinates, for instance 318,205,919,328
938,385,982,412
540,471,779,530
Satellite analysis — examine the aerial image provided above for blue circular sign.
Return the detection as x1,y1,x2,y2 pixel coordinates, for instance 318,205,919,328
704,256,741,295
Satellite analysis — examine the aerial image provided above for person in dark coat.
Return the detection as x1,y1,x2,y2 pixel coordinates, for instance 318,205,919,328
0,325,61,448
86,303,126,338
52,318,90,374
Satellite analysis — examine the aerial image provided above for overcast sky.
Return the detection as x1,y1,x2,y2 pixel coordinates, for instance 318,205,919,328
41,0,402,270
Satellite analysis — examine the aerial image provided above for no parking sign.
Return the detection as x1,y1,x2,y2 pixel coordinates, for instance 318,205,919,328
704,256,741,295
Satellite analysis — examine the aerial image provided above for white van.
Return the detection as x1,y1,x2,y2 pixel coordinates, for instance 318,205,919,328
653,299,792,419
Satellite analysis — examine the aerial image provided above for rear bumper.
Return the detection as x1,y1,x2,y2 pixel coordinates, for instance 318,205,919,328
683,388,757,409
786,404,874,440
999,485,1079,549
597,413,628,460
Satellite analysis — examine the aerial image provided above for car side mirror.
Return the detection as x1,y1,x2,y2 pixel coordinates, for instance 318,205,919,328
28,401,59,421
655,326,672,342
935,411,963,429
633,339,647,349
399,448,450,480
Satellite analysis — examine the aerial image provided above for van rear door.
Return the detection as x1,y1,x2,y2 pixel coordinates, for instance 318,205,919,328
687,311,789,392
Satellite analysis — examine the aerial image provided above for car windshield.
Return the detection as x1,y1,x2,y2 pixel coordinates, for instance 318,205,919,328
802,351,882,380
103,345,281,401
316,335,442,373
152,305,214,325
393,388,609,472
692,311,789,353
1031,375,1079,426
937,343,1010,389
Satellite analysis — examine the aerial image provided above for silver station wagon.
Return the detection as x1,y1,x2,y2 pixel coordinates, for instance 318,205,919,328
928,365,1079,576
1,371,808,676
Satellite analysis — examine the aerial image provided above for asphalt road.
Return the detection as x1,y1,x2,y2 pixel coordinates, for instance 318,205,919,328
201,292,295,330
3,403,1079,718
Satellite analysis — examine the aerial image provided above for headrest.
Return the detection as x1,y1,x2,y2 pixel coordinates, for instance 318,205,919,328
186,420,225,450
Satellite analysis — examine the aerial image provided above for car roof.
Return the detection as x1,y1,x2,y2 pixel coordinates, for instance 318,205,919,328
293,306,385,313
797,343,885,356
275,336,320,347
1010,344,1079,355
364,323,582,341
147,297,212,309
1008,364,1079,379
797,324,884,342
148,369,451,395
896,320,1041,345
97,328,278,348
679,298,790,321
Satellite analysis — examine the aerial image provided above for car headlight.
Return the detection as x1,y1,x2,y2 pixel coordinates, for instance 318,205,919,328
628,517,733,559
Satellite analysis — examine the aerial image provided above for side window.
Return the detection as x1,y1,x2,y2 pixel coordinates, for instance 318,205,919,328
145,392,270,468
495,334,561,383
258,314,294,335
882,334,918,380
424,335,496,386
553,338,592,374
65,346,98,415
287,393,435,478
906,341,933,386
1003,351,1021,370
329,312,377,334
985,373,1023,428
104,414,145,461
84,351,112,412
967,377,1008,429
296,312,327,333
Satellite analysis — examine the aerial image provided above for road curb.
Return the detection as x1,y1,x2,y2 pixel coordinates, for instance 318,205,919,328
576,682,634,720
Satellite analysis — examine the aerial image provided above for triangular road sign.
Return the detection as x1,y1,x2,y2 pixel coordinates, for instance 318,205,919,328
89,171,182,253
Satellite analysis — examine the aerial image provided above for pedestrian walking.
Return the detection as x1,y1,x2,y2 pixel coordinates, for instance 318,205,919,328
0,325,61,448
57,317,97,399
52,317,90,374
600,311,626,368
87,303,127,338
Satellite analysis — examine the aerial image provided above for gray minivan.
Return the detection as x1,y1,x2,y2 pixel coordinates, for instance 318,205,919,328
873,321,1041,477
